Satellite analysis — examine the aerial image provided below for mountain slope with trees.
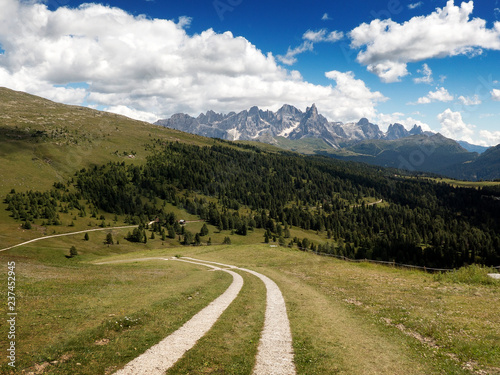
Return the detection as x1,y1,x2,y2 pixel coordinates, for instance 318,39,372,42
1,88,500,269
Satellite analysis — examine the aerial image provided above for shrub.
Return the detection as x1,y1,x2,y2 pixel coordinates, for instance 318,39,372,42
434,265,499,285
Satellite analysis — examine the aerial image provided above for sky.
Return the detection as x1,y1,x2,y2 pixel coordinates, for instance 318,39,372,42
1,0,500,145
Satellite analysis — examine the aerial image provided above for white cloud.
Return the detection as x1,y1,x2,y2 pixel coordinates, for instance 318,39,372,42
303,29,343,43
437,109,475,142
324,70,387,121
277,41,313,65
458,94,481,105
321,13,331,21
279,29,343,66
478,130,500,146
350,1,500,82
408,2,423,10
0,0,384,123
411,87,454,104
367,61,408,83
413,63,433,84
491,89,500,101
105,105,159,123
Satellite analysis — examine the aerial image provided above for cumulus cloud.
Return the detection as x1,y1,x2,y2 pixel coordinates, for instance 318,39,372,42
324,70,387,120
438,109,475,142
458,94,481,105
413,63,433,84
0,0,383,123
350,1,500,82
411,87,454,104
491,89,500,101
478,130,500,146
321,13,331,21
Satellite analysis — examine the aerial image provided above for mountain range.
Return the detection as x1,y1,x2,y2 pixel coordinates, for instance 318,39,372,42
155,104,500,181
155,104,430,147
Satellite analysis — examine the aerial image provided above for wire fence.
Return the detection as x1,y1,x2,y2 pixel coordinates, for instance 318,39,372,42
293,245,500,273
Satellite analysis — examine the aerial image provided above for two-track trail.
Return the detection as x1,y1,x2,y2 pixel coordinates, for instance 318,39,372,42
96,257,296,375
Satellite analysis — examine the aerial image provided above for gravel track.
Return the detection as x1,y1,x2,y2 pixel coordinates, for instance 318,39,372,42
0,225,137,252
114,258,243,375
183,257,296,375
98,256,295,374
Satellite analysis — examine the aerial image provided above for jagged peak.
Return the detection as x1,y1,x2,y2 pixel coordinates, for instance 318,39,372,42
248,105,260,114
278,103,301,113
388,123,406,129
357,118,370,126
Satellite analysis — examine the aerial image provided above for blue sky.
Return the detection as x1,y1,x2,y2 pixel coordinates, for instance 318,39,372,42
1,0,500,145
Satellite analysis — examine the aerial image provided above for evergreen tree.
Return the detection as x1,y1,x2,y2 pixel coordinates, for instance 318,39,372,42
167,225,176,239
183,231,193,245
200,223,209,236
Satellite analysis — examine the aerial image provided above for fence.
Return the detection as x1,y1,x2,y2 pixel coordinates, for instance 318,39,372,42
293,245,500,273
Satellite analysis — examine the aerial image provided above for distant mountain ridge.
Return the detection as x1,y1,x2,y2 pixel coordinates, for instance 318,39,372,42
155,104,500,181
155,104,427,147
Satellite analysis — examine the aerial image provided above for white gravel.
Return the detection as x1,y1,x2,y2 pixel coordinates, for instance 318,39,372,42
113,259,243,375
106,256,295,374
244,268,296,375
183,257,296,375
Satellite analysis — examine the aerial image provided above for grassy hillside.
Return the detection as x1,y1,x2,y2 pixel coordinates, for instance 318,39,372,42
0,87,228,247
0,87,221,197
0,239,498,374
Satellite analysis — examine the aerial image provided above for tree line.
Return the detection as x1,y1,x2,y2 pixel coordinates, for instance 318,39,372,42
5,140,500,267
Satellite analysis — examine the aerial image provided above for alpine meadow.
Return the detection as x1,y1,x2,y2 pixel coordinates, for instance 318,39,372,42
1,0,500,373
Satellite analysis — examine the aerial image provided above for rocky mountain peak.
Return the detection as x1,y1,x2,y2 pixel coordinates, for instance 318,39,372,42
306,103,319,117
386,123,409,140
357,118,370,126
155,104,427,146
248,106,260,115
409,124,424,136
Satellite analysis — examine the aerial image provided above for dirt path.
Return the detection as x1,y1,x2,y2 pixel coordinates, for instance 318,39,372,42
351,199,383,208
183,257,296,375
98,256,296,374
113,258,244,375
0,225,137,252
367,199,383,206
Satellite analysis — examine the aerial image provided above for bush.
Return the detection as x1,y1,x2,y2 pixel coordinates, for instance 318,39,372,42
69,246,78,257
434,265,499,285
